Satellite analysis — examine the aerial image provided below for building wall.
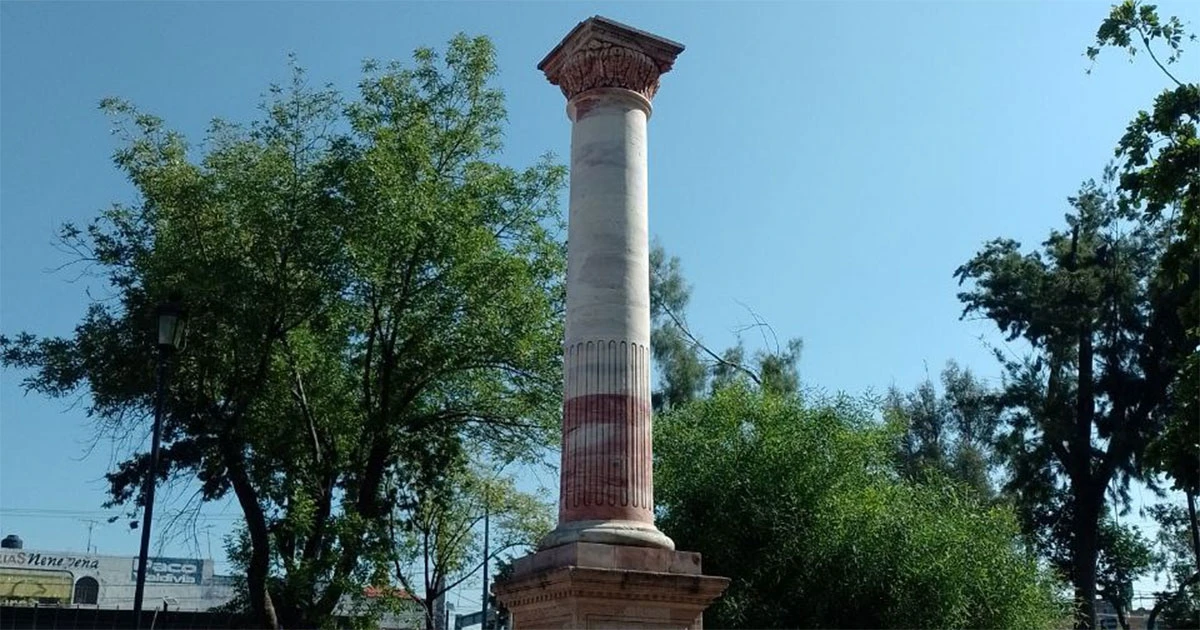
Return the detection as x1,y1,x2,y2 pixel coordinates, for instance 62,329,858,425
0,548,235,611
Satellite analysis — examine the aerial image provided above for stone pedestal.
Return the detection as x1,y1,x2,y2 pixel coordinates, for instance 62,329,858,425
494,16,728,629
493,542,729,629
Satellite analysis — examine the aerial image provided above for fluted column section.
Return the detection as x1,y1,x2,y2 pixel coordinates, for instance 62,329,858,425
562,340,652,519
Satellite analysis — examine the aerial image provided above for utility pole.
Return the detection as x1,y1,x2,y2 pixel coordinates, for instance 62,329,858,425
480,504,490,630
82,519,98,554
134,299,187,629
133,347,169,626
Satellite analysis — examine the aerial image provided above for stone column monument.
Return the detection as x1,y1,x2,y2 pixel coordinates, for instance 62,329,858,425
492,16,729,629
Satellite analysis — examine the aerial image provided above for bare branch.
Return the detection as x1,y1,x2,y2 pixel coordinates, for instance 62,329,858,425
440,542,524,594
660,301,761,385
282,336,323,465
735,299,781,355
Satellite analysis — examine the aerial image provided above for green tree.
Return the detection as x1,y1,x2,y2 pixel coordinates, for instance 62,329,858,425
389,464,552,630
1,36,565,629
1147,503,1200,629
885,360,1001,499
648,241,802,411
955,173,1189,629
1087,0,1199,499
955,4,1197,626
1087,7,1199,625
648,241,709,411
1096,518,1155,629
655,385,1064,629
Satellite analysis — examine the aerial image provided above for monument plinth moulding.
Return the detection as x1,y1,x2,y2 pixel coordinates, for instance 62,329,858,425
491,16,729,629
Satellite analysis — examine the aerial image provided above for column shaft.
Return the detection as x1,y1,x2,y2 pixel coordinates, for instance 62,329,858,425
560,89,654,526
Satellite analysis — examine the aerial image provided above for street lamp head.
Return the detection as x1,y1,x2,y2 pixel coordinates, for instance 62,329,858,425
156,297,188,351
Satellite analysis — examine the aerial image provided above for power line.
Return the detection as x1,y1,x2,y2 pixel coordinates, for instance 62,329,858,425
0,508,244,523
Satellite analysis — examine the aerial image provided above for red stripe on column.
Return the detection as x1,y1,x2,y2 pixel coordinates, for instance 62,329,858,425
559,340,653,524
560,393,653,523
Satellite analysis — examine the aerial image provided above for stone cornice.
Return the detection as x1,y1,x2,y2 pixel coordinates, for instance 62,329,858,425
494,566,729,610
539,16,684,101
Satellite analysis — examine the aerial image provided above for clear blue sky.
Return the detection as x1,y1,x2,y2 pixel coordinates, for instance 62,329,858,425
2,0,1192,610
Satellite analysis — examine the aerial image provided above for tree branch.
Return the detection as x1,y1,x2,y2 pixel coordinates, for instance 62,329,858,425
660,301,761,385
441,542,524,594
734,299,780,355
1148,570,1200,630
1134,25,1184,87
282,336,323,466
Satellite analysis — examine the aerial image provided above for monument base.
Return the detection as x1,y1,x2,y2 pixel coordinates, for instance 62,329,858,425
492,542,729,630
538,519,676,550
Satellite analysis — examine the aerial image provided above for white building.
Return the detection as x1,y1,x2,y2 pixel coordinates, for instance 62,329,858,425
0,544,235,611
0,539,430,628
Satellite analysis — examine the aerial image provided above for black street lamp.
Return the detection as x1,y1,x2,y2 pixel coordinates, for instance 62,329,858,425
133,298,187,627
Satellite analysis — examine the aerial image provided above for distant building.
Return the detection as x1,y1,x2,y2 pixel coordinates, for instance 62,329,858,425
1095,599,1150,630
0,536,425,628
353,586,425,630
0,537,235,611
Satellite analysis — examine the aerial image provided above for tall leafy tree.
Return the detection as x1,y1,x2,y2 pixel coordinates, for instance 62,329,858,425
1089,4,1197,626
1088,1,1199,537
1,35,566,629
956,172,1188,628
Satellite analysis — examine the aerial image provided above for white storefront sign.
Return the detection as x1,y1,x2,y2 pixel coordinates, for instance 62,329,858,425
130,556,201,585
0,551,100,571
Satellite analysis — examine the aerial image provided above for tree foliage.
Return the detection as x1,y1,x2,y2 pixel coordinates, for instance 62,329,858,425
1095,518,1155,627
648,242,709,411
1147,502,1200,629
1087,8,1200,623
390,465,551,630
885,360,1001,499
1,35,565,629
955,171,1188,628
655,386,1064,629
648,241,802,411
1087,0,1199,497
950,5,1197,627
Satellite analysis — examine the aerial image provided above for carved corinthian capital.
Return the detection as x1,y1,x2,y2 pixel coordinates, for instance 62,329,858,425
539,16,685,102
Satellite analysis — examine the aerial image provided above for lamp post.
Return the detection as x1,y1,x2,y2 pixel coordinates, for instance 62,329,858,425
133,298,187,627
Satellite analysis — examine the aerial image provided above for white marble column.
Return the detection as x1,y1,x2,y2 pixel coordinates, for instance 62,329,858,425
537,17,684,550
